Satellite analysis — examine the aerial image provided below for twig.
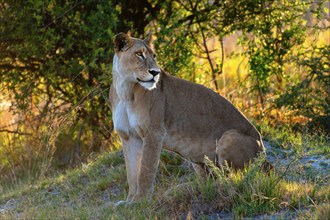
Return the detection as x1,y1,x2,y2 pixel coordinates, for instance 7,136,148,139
0,129,32,136
44,0,83,29
219,36,225,94
269,154,302,191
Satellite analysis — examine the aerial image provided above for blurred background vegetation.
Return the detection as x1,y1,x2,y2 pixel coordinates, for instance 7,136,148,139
0,0,329,187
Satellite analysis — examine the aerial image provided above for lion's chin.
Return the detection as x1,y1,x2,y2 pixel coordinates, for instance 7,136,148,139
138,80,158,90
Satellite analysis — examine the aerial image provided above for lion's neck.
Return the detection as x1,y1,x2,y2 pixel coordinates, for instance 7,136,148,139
113,74,135,101
112,55,135,101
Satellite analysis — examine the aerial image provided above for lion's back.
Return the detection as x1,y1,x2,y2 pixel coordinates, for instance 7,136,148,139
160,71,259,140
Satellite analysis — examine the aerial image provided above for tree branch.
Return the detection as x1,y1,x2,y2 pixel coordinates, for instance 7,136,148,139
197,21,219,92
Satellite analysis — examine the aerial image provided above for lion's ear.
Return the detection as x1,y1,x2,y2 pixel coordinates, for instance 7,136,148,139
114,33,132,52
144,31,153,46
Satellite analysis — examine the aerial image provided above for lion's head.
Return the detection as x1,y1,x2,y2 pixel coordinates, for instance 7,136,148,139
113,32,160,91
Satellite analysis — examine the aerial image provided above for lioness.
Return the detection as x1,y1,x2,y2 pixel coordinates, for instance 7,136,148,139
109,32,268,204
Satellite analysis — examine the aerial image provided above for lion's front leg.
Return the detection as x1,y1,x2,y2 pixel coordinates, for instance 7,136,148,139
121,135,143,203
132,134,163,201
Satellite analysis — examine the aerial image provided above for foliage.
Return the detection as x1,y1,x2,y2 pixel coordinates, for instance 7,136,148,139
0,0,116,132
240,0,329,121
0,0,118,177
275,45,330,121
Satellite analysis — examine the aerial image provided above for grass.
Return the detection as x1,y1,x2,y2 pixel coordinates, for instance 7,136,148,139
0,124,329,219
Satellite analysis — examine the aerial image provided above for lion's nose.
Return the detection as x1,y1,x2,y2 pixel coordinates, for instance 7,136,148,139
149,69,160,77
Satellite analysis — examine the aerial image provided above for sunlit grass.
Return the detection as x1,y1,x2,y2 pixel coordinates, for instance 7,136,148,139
259,120,330,157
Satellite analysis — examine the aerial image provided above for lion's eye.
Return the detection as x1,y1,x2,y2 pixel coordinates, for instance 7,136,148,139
136,52,144,59
153,54,156,59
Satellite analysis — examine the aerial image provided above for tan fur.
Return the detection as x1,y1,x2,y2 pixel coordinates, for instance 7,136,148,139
109,33,267,204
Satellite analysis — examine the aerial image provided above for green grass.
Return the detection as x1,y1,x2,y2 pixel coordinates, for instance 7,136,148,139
1,125,329,219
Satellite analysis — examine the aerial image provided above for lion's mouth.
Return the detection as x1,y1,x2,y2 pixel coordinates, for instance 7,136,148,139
137,78,155,83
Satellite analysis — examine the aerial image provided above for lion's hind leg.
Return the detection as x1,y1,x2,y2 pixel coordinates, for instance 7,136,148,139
216,129,263,169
